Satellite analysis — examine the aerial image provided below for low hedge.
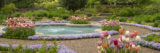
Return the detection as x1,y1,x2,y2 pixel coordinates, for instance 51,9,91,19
3,27,35,39
70,20,90,24
102,25,120,31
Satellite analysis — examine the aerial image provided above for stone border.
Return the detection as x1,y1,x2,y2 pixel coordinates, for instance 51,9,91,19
0,44,76,53
134,33,160,50
28,30,118,40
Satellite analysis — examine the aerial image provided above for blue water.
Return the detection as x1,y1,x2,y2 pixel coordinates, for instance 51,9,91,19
35,25,100,35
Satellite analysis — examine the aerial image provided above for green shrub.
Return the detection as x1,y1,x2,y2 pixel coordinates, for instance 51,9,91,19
1,3,17,15
118,17,128,22
59,0,87,11
32,10,48,17
74,14,87,17
48,8,70,18
70,20,90,24
142,34,160,43
119,7,135,17
0,14,6,24
84,8,98,14
13,12,22,17
153,20,160,27
102,25,120,31
34,17,43,20
3,28,35,39
24,11,33,17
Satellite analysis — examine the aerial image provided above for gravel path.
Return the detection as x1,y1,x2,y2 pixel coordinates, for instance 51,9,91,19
0,25,159,53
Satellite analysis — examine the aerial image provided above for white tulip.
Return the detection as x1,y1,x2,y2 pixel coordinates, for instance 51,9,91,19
122,36,126,41
137,45,141,48
97,46,101,50
136,36,141,42
125,37,130,42
125,31,130,35
107,35,111,39
132,44,135,48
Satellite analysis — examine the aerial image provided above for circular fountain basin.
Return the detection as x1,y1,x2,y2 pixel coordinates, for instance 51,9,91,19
35,25,100,35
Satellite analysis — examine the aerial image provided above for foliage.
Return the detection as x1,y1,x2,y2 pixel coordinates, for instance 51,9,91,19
13,12,22,17
3,27,35,39
0,3,17,15
96,5,107,13
86,0,101,8
0,14,7,24
0,0,37,8
83,8,98,14
142,34,160,43
32,10,48,17
24,11,33,17
34,0,59,10
119,7,135,17
153,20,160,27
59,0,87,11
118,17,128,22
102,25,120,31
49,8,70,18
74,14,87,17
70,20,90,24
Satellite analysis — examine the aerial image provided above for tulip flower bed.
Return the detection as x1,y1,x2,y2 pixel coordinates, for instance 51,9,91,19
70,16,90,24
101,19,120,31
0,41,75,53
135,33,160,50
97,30,141,53
2,18,36,39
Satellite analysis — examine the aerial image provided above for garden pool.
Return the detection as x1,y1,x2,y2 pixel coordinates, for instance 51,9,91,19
35,25,100,35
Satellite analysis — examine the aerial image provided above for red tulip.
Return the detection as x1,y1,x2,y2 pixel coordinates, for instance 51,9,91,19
113,39,118,45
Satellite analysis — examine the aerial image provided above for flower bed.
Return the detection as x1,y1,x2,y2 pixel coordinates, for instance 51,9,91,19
0,43,75,53
101,19,120,31
135,33,160,50
120,22,160,31
97,30,141,53
2,18,36,39
70,16,90,24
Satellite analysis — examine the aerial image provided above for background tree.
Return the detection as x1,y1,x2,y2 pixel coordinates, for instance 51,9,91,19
59,0,88,11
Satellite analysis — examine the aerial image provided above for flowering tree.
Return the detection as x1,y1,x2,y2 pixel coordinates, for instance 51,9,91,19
97,29,141,53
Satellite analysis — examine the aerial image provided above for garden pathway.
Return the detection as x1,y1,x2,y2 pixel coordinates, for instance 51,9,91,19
0,25,159,53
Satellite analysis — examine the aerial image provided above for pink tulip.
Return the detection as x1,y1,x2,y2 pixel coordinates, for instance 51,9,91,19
103,31,108,37
100,34,104,40
130,33,135,38
97,41,102,46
